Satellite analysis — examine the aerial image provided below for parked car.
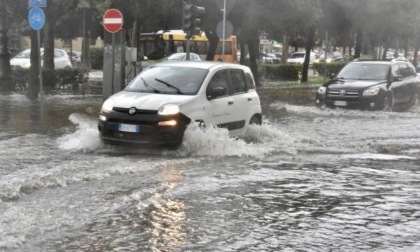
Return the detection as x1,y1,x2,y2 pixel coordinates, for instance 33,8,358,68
260,53,280,64
98,61,262,147
66,50,81,66
10,48,72,69
166,52,202,61
315,59,419,111
287,51,316,65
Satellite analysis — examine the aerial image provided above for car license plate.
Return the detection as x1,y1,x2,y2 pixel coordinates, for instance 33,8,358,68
118,123,140,133
334,100,348,106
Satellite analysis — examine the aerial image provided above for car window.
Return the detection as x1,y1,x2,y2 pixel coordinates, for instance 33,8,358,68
229,69,247,94
245,72,255,90
54,50,64,58
399,62,416,78
392,63,402,77
206,70,229,98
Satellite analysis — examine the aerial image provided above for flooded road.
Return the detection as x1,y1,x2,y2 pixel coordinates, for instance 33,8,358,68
1,89,420,251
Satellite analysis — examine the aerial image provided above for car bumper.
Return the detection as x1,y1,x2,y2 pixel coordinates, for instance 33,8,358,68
315,94,385,110
98,111,190,146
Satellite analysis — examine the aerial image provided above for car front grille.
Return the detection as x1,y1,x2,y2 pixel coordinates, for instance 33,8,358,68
327,89,360,98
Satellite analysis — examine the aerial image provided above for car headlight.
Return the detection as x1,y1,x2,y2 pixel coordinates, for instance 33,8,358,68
158,104,180,115
317,86,327,95
101,99,115,112
363,87,380,96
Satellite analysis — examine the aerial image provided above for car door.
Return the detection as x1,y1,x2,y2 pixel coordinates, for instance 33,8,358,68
205,69,234,128
226,68,249,132
390,63,405,104
398,62,417,103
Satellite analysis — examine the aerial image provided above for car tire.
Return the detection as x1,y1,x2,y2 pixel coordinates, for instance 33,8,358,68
249,114,262,125
382,93,394,112
409,92,418,106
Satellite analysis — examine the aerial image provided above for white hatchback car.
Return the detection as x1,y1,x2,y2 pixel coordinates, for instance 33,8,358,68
98,61,262,147
10,48,72,69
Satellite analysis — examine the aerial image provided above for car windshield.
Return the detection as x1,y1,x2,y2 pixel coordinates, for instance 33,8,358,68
337,63,389,80
290,53,305,59
125,66,208,95
14,51,31,59
167,54,185,60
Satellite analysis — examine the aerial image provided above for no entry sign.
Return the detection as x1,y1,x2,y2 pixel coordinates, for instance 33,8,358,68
103,9,123,33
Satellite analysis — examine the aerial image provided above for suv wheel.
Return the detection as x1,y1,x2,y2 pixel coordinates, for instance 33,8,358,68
382,93,394,112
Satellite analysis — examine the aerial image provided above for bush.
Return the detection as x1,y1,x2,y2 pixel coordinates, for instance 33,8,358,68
313,62,347,77
261,64,302,81
90,47,104,70
11,68,86,91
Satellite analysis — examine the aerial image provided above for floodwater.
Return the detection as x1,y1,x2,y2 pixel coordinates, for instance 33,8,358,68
1,88,420,252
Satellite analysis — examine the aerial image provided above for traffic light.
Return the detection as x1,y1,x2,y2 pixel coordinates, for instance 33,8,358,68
182,2,205,37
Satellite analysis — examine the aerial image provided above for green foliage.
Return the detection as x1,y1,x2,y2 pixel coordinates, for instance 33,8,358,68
261,64,302,81
11,68,86,91
90,47,104,70
313,62,347,77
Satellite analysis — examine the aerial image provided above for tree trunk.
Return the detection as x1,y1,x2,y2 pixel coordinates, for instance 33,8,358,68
354,29,363,59
247,34,260,86
282,34,289,64
0,9,12,92
43,21,56,90
301,27,315,83
27,30,40,100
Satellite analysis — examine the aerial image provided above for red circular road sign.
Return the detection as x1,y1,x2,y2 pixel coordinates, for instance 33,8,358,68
103,9,123,33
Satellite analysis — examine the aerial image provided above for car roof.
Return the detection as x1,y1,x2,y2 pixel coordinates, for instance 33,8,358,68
151,60,249,71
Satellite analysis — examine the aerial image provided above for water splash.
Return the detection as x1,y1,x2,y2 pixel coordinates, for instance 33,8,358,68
57,113,103,152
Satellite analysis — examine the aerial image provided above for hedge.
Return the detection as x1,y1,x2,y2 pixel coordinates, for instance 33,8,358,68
11,68,87,91
260,64,302,81
313,62,347,77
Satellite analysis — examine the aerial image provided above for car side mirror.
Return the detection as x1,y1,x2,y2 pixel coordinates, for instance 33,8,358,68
393,75,403,82
207,86,226,100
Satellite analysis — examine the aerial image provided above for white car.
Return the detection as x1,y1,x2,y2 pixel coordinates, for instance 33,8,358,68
98,61,262,147
166,52,202,61
10,48,72,69
287,51,316,65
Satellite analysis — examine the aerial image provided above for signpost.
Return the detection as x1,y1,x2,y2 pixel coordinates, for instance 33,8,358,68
28,7,45,100
103,9,124,97
29,0,47,8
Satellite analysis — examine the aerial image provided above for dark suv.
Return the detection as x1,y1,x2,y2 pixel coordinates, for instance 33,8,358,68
315,59,419,111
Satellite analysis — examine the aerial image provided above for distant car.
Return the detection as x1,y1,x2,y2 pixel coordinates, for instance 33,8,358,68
287,51,316,66
98,61,262,147
315,59,419,111
10,48,72,69
260,53,279,64
166,52,202,61
66,51,81,66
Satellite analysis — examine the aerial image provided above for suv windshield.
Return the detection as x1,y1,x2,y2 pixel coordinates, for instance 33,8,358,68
337,63,389,80
125,66,208,95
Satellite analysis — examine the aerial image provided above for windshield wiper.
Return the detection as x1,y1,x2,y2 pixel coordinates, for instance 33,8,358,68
141,77,161,93
155,78,183,94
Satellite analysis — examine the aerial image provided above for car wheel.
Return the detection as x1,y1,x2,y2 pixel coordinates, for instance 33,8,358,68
249,114,262,125
382,93,394,112
409,92,418,106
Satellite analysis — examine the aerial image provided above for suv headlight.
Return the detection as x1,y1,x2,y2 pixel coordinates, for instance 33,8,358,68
363,87,380,96
158,104,180,115
317,86,327,95
101,99,115,112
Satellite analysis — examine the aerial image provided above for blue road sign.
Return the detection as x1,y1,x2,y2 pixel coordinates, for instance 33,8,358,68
29,0,47,8
28,7,46,31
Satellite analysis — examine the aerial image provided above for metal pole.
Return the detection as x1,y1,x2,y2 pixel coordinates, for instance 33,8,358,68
222,0,226,61
111,33,115,95
324,31,328,83
37,30,43,101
